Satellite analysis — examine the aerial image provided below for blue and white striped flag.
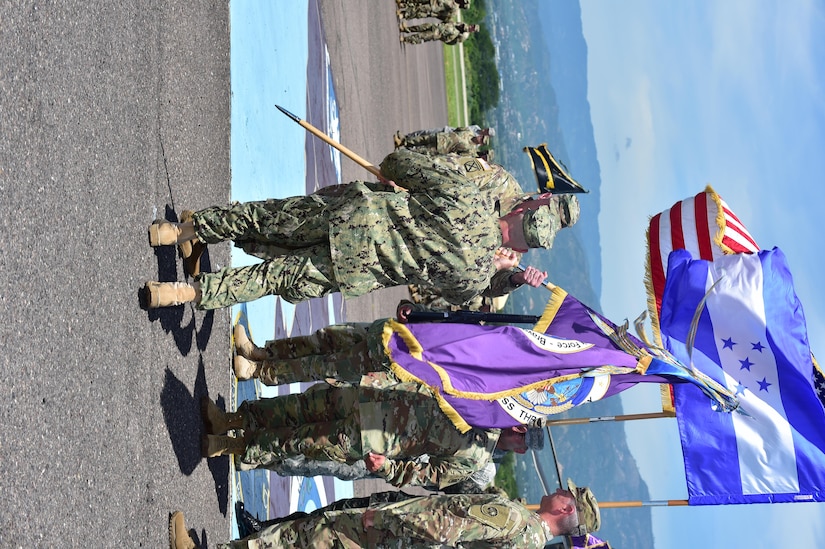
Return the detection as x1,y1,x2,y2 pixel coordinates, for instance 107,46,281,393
659,248,825,505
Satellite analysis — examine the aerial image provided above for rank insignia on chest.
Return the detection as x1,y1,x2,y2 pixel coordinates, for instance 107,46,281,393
468,504,511,529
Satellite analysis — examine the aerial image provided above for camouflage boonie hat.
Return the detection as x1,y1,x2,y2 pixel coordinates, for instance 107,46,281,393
567,478,600,533
522,195,581,249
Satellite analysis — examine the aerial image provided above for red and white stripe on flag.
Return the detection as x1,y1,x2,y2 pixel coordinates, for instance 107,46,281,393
645,186,759,413
646,186,759,320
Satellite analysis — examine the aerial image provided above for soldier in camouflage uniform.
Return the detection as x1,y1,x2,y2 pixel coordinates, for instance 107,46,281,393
400,21,479,45
145,149,569,311
169,479,602,548
397,0,468,22
395,125,493,157
200,383,530,489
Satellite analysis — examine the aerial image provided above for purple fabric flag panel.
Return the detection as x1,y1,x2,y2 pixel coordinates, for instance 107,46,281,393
659,248,825,505
384,286,673,433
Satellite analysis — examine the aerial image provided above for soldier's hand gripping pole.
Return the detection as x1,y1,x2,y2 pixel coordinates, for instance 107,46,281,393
517,262,556,292
275,104,384,179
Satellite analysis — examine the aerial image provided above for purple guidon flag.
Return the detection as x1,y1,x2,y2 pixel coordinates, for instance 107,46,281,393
660,248,825,504
383,285,691,433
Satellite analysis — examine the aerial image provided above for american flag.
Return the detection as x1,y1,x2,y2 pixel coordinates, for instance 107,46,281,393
646,186,759,324
645,186,758,410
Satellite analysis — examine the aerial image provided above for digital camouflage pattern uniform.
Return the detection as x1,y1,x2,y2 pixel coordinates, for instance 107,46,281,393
398,0,461,21
237,383,501,489
191,148,502,309
399,127,481,156
402,21,475,45
404,151,528,312
218,492,552,549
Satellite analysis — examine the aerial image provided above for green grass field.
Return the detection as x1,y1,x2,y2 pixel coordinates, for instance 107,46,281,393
443,44,468,127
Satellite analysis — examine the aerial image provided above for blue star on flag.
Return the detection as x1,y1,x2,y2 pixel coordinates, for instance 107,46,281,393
734,382,747,396
739,357,754,371
757,377,772,392
721,337,736,350
751,341,765,352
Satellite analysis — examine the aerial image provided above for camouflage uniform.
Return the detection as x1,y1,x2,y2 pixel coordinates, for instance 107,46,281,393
399,0,460,21
403,151,527,312
237,383,501,489
399,127,481,156
218,492,552,549
402,21,474,45
253,322,381,386
191,149,503,309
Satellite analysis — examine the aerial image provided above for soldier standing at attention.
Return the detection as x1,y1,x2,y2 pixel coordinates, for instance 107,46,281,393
168,480,601,548
396,0,469,23
400,21,479,45
143,149,568,311
199,383,534,490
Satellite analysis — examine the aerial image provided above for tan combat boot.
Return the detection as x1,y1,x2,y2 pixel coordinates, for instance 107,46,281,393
201,434,247,458
233,324,267,361
178,210,206,277
169,511,197,549
200,397,244,434
233,355,261,381
144,282,199,308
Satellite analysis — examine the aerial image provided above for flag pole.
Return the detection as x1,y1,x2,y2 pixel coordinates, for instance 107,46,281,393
542,411,675,427
275,104,383,179
525,499,689,511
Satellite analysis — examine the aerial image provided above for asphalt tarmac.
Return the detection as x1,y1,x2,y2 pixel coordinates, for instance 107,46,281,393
0,1,447,546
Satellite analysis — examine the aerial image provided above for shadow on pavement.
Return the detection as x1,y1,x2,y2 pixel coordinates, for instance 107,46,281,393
160,362,230,515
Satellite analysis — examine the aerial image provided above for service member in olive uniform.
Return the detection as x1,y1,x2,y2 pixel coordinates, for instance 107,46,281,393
169,479,601,549
400,20,479,45
200,383,531,489
144,149,570,311
397,0,468,22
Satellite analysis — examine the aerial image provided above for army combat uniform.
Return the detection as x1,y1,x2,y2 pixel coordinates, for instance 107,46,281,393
401,21,475,45
398,126,483,156
217,492,552,549
398,0,462,21
190,149,503,310
237,383,501,489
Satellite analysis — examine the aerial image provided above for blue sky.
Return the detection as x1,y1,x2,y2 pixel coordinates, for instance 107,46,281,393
581,0,825,546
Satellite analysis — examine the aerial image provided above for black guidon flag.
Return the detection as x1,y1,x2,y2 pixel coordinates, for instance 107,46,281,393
523,143,588,194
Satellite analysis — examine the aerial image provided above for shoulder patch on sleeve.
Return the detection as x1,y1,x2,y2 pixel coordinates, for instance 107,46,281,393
467,503,514,530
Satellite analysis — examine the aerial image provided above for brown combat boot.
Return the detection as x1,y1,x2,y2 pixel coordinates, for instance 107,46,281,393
200,397,244,434
201,434,247,458
169,511,197,549
144,282,199,308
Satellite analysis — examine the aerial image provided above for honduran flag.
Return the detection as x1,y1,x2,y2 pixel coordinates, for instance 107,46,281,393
659,248,825,504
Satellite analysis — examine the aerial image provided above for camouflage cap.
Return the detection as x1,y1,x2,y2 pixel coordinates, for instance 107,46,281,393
557,194,581,228
567,478,601,533
521,195,581,249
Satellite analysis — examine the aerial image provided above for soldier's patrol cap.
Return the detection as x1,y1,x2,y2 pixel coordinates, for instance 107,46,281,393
521,195,581,249
567,478,601,534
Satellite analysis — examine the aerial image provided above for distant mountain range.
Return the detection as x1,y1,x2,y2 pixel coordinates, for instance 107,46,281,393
484,2,655,547
485,0,602,312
